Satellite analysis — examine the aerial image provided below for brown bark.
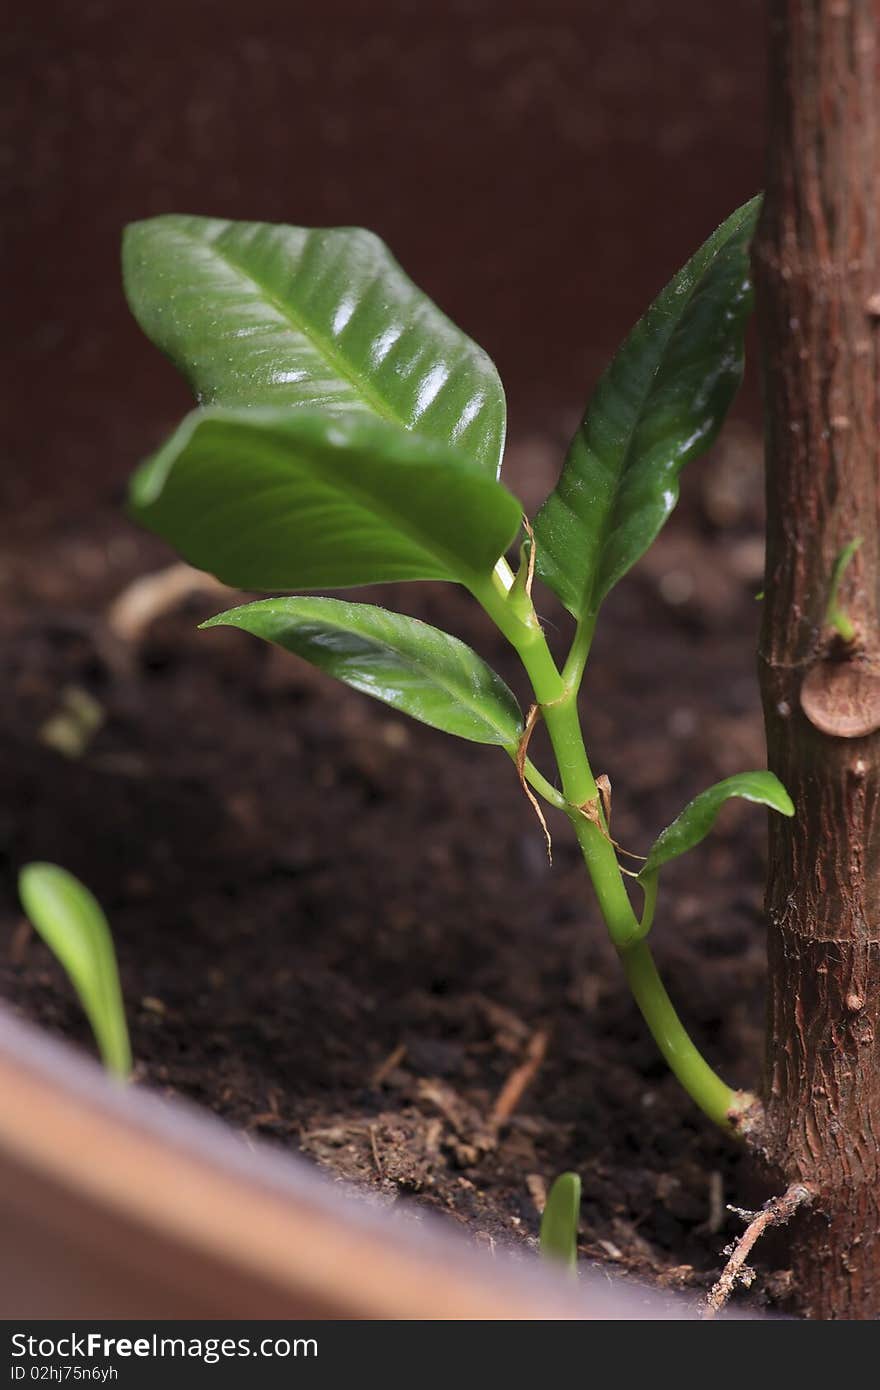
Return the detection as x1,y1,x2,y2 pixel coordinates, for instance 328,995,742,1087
753,0,880,1318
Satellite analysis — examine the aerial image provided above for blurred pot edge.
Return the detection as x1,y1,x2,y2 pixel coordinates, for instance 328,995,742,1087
0,1005,751,1320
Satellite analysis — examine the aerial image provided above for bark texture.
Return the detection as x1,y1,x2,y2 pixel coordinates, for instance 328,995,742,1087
753,0,880,1319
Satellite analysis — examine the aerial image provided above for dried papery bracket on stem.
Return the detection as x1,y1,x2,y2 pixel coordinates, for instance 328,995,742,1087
515,703,554,863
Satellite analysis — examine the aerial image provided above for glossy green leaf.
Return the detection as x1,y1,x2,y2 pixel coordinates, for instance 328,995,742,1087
18,864,132,1080
539,1172,581,1272
639,771,794,879
535,196,761,618
204,597,524,748
131,407,523,592
123,215,506,476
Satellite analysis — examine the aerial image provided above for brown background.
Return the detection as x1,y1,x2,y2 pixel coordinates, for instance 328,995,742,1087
6,0,765,528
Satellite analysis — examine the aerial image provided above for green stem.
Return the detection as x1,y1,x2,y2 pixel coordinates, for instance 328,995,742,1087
470,572,743,1132
639,871,658,937
518,756,567,811
618,940,739,1129
567,790,643,951
561,613,597,692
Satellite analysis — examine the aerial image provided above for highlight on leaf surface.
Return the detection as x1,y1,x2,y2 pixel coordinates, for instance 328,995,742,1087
539,1172,581,1272
130,407,523,593
18,863,132,1080
204,597,524,748
535,196,761,619
639,771,794,880
123,215,506,477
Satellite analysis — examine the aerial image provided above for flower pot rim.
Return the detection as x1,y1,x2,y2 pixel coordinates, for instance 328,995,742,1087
0,1005,750,1319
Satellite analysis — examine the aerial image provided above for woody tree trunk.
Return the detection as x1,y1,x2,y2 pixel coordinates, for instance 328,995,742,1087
753,0,880,1319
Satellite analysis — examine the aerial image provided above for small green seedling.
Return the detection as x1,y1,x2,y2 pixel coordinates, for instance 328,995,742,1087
539,1173,582,1272
18,863,132,1080
825,536,862,643
122,199,794,1129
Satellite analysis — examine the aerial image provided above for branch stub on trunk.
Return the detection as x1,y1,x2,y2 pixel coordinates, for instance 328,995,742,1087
800,655,880,738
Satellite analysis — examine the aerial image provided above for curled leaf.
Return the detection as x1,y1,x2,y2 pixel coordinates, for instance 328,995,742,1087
639,771,794,879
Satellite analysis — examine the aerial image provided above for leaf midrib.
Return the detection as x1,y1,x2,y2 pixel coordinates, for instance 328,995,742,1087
569,216,748,615
174,222,409,431
263,422,505,586
586,272,720,607
153,411,513,593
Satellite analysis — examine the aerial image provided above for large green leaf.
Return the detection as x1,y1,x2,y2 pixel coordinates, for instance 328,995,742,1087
639,771,794,879
204,597,524,748
539,1172,581,1272
123,215,506,476
18,863,132,1080
131,407,522,592
535,197,761,618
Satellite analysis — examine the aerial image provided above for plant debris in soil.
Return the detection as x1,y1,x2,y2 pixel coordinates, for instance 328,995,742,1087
1,426,786,1307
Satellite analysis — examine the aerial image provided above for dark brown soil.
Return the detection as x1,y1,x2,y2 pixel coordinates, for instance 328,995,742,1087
0,421,786,1307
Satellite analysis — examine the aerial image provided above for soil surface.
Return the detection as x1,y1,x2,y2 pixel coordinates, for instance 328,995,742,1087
0,420,790,1311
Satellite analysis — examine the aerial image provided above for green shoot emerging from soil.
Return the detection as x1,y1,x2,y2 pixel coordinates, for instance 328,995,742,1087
18,863,131,1080
539,1173,581,1272
122,200,793,1131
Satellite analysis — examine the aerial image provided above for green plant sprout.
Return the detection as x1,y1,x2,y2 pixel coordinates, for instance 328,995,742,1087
18,863,132,1080
122,198,793,1130
539,1173,581,1272
825,536,862,643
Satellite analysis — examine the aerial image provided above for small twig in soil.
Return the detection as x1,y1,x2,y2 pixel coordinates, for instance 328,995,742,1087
9,918,33,966
526,1172,548,1215
707,1171,725,1235
371,1042,407,1088
107,561,232,643
702,1182,812,1319
489,1028,549,1130
369,1124,384,1179
695,1170,725,1237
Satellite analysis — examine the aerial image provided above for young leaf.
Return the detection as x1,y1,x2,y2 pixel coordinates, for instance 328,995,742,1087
18,864,132,1080
204,597,523,748
535,196,761,618
539,1172,581,1272
639,771,794,879
826,536,862,642
123,216,506,477
131,407,523,592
